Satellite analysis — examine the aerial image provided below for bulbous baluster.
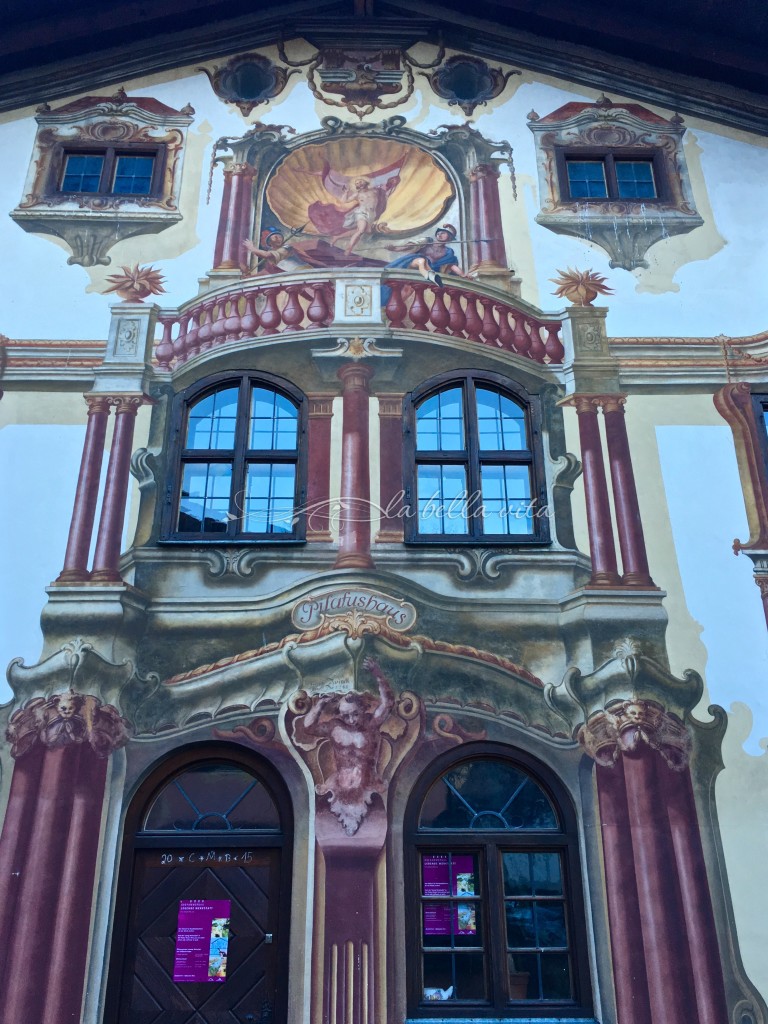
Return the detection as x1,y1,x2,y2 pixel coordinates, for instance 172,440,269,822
409,283,430,329
446,288,467,337
384,279,407,328
528,322,546,362
197,299,216,351
240,291,259,337
496,306,515,350
282,283,304,329
155,317,174,370
260,287,281,334
307,283,330,325
186,311,200,357
211,300,228,345
463,294,484,341
512,315,531,357
173,314,189,364
428,287,450,332
224,296,242,340
543,323,565,363
480,297,499,344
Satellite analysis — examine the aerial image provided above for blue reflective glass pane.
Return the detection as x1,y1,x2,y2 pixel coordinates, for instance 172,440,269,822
178,463,232,532
615,160,657,199
476,388,526,450
566,160,607,198
112,155,154,195
481,465,532,535
419,759,558,830
186,387,239,449
250,388,298,450
416,388,464,451
244,463,296,533
535,903,567,947
144,764,280,832
417,464,467,534
61,154,104,192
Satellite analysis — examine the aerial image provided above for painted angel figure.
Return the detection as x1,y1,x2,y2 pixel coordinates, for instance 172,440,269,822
307,155,406,253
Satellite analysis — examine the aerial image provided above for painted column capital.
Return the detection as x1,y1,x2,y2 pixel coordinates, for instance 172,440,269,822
579,698,691,770
544,637,704,732
337,362,374,390
6,691,130,759
84,394,113,415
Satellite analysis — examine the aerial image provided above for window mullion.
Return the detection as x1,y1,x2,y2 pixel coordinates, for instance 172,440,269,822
101,147,117,194
465,379,483,539
229,377,250,538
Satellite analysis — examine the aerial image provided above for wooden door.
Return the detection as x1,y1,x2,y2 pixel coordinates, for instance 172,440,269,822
118,844,282,1024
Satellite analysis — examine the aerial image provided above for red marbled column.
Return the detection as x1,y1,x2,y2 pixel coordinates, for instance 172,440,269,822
468,163,507,271
0,752,44,982
56,395,111,583
602,396,655,587
595,759,653,1024
572,396,621,586
662,760,729,1024
42,747,109,1022
91,396,143,583
306,393,335,542
314,808,386,1024
334,364,375,569
0,744,83,1023
376,393,404,542
622,747,694,1024
213,163,254,271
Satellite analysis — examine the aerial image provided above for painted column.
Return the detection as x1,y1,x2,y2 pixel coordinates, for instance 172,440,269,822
376,393,405,542
213,163,255,272
334,363,375,569
0,693,129,1024
602,396,655,587
583,701,728,1024
285,663,421,1024
595,757,652,1024
572,395,621,586
91,395,143,583
467,163,507,271
55,395,112,583
306,393,335,542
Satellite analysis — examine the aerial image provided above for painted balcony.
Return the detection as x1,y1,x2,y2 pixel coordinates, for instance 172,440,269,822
154,268,565,370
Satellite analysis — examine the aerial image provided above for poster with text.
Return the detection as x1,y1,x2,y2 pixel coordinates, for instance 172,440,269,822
173,900,231,982
422,855,477,936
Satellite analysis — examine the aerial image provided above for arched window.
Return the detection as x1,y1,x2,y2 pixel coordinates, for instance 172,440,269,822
107,752,293,1024
404,372,548,542
406,752,592,1018
164,371,306,540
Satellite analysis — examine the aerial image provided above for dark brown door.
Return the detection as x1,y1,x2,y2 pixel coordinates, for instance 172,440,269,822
118,845,282,1024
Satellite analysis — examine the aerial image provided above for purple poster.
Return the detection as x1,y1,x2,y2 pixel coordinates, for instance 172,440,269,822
173,900,231,983
422,855,477,936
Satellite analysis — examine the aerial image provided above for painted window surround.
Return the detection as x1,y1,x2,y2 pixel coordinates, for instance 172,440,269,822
403,371,550,545
161,371,308,544
527,96,703,271
10,88,193,267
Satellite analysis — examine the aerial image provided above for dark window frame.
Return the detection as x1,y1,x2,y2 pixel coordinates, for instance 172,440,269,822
555,146,669,203
752,392,768,475
49,142,165,198
405,745,593,1020
161,370,308,544
403,370,550,545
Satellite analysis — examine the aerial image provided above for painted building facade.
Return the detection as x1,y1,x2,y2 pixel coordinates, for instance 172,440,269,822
0,5,767,1023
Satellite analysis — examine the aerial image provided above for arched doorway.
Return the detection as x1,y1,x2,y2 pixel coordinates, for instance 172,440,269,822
107,748,292,1024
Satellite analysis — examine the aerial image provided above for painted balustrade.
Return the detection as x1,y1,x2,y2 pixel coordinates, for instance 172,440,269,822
382,277,564,364
155,271,563,370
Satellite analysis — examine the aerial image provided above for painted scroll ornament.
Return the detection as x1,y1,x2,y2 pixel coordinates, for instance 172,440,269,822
288,658,421,835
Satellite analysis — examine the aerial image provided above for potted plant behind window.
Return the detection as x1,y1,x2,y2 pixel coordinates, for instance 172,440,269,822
507,955,530,999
